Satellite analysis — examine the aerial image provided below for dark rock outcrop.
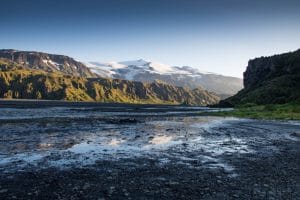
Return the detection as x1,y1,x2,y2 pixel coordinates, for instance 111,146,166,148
243,49,300,89
0,49,96,78
219,49,300,106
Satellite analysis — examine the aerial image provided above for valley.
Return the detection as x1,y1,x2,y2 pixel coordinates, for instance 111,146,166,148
1,1,300,199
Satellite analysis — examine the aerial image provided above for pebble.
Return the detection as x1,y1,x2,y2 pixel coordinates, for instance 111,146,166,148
291,132,300,137
83,183,90,190
0,189,8,193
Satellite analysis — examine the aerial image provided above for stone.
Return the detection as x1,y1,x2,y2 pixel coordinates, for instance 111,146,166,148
0,189,8,193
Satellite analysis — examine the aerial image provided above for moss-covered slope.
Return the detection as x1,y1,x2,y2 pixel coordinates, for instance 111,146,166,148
0,59,219,105
219,49,300,106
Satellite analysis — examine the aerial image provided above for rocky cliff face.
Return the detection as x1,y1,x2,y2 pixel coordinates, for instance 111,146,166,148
243,49,300,89
0,49,96,78
0,58,220,105
219,49,300,106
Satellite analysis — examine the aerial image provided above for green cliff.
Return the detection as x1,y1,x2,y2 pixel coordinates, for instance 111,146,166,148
219,49,300,107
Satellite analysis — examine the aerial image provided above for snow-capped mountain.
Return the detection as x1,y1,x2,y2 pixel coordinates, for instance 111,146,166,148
86,59,243,97
0,51,220,105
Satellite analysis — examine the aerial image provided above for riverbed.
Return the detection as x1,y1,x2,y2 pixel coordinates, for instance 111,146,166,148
0,103,299,199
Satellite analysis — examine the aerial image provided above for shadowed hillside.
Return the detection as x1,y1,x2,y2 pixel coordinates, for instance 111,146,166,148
219,49,300,107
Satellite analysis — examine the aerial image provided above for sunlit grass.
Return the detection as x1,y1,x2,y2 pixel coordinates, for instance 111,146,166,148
203,103,300,120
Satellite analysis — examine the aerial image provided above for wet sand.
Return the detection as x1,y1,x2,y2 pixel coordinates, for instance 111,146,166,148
0,103,299,199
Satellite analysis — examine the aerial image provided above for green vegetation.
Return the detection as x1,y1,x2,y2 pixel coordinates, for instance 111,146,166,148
220,74,300,106
0,60,220,106
219,49,300,107
205,103,300,120
214,49,300,120
0,49,96,77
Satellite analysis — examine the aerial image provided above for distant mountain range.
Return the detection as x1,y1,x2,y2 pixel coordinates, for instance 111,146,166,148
0,49,243,99
86,59,243,98
219,49,300,106
2,49,298,107
0,50,220,105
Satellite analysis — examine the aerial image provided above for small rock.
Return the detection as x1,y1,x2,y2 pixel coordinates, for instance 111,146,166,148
0,189,8,193
83,183,90,190
109,186,115,194
291,132,300,137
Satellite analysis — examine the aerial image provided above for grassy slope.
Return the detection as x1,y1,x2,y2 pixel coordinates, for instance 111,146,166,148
214,50,300,120
0,67,220,105
220,74,300,106
204,103,300,120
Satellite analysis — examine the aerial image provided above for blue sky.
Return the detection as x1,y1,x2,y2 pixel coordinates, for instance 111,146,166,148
0,0,299,77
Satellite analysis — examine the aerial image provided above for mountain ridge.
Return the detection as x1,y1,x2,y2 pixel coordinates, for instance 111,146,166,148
0,49,243,98
0,55,220,106
86,59,243,97
0,49,96,78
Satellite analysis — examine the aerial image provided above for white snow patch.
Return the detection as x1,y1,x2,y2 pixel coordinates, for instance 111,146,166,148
124,69,138,80
148,62,174,73
86,59,216,78
42,58,60,70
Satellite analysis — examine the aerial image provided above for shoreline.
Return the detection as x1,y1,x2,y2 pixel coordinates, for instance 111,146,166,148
0,113,299,199
0,99,197,108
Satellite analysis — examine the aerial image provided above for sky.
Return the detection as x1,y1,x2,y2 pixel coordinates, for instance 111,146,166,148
0,0,299,78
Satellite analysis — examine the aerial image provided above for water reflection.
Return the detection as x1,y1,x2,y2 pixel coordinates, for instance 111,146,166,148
150,135,173,145
107,138,124,146
0,107,298,174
